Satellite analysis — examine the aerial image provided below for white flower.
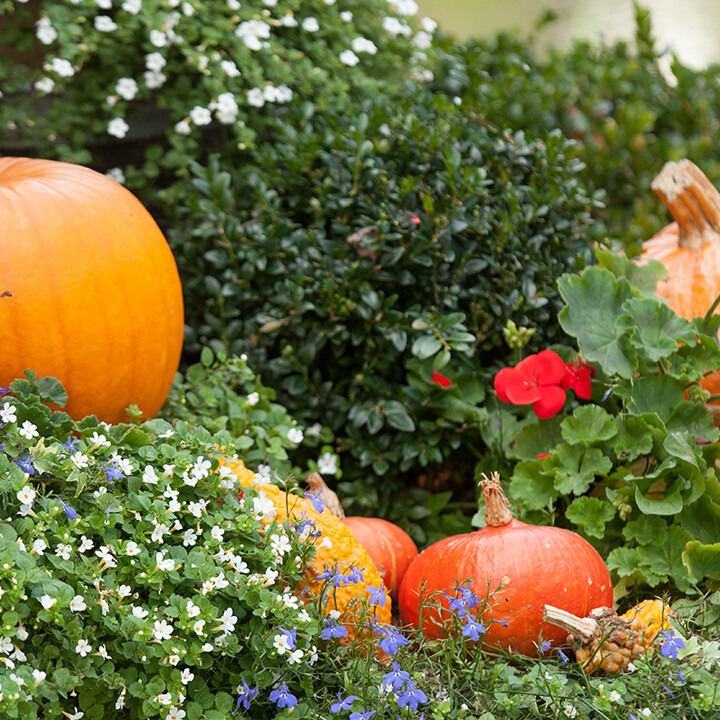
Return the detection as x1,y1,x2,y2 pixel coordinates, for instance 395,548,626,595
317,451,338,474
278,13,298,27
388,0,418,15
142,466,159,485
413,30,433,50
168,653,180,666
40,595,57,610
307,644,318,664
56,543,72,560
70,451,90,469
262,0,277,5
156,693,173,705
93,486,108,499
144,70,167,89
339,50,360,67
187,500,206,518
340,11,353,22
66,709,83,720
227,0,241,9
218,608,237,633
180,668,194,685
193,619,206,635
297,608,311,623
246,392,259,406
96,0,112,8
563,707,577,719
174,119,192,135
252,493,277,521
210,526,225,543
115,688,126,710
105,167,126,184
94,16,118,31
117,584,132,598
30,539,47,557
182,528,198,547
352,37,378,55
97,644,112,659
70,595,87,612
153,619,174,641
167,708,186,720
302,17,319,32
192,456,212,479
76,639,92,657
107,118,129,138
269,533,291,558
32,669,47,684
287,427,303,444
383,16,411,37
213,92,239,124
235,20,271,49
640,710,652,719
287,648,304,664
202,579,215,595
420,16,438,33
186,600,201,618
156,551,175,571
230,555,249,573
262,567,278,585
0,403,17,424
17,485,36,505
132,605,149,619
78,535,94,553
220,59,241,77
122,0,142,13
34,76,55,93
115,77,138,101
0,637,12,655
90,432,110,448
151,523,170,543
247,88,265,108
281,593,299,609
36,17,58,45
273,634,291,654
145,52,166,72
149,29,168,47
19,421,39,440
213,572,229,590
125,541,140,556
609,690,622,702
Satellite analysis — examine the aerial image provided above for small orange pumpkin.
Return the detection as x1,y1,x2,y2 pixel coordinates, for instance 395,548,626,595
0,157,184,424
636,159,720,403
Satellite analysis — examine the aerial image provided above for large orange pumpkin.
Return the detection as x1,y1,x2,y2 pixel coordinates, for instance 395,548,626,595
636,158,720,402
398,473,613,656
0,157,184,424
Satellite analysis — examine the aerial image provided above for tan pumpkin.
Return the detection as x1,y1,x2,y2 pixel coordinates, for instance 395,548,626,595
636,159,720,405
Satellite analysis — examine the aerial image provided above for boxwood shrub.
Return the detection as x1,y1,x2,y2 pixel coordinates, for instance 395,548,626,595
170,86,603,521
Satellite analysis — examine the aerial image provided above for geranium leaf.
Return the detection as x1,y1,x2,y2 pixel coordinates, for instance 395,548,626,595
683,540,720,582
557,267,637,377
594,245,668,296
643,525,695,590
610,416,654,462
634,479,684,515
508,461,558,511
509,416,563,460
626,374,686,421
565,496,616,538
555,446,612,495
679,493,720,545
618,296,697,362
665,402,719,444
560,405,617,445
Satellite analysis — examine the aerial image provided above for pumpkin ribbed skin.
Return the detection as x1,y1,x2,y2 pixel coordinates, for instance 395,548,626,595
342,516,419,599
398,474,613,656
0,157,183,424
222,459,392,637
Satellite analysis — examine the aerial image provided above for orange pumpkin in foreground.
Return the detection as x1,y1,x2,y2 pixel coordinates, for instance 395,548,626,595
636,158,720,403
343,516,419,599
398,473,613,656
0,157,184,424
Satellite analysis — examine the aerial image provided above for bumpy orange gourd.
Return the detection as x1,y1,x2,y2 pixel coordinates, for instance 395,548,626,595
398,473,613,656
0,157,183,424
636,159,720,402
221,458,392,639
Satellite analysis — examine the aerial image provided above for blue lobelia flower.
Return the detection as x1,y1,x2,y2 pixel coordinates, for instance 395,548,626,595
330,693,358,713
269,682,297,709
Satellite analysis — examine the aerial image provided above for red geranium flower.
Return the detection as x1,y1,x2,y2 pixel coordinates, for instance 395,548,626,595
432,371,452,388
562,359,595,400
493,350,569,418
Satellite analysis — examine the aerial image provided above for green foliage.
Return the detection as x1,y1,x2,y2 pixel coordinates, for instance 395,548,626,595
492,249,720,594
172,88,600,520
431,5,720,253
2,375,719,719
0,0,432,196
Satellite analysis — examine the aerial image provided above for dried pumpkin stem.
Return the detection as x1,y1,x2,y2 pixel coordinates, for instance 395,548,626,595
543,605,598,644
651,159,720,249
480,472,513,526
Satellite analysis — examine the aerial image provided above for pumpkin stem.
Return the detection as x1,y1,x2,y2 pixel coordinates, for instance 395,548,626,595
306,472,346,519
542,605,599,644
480,472,513,527
651,159,720,249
